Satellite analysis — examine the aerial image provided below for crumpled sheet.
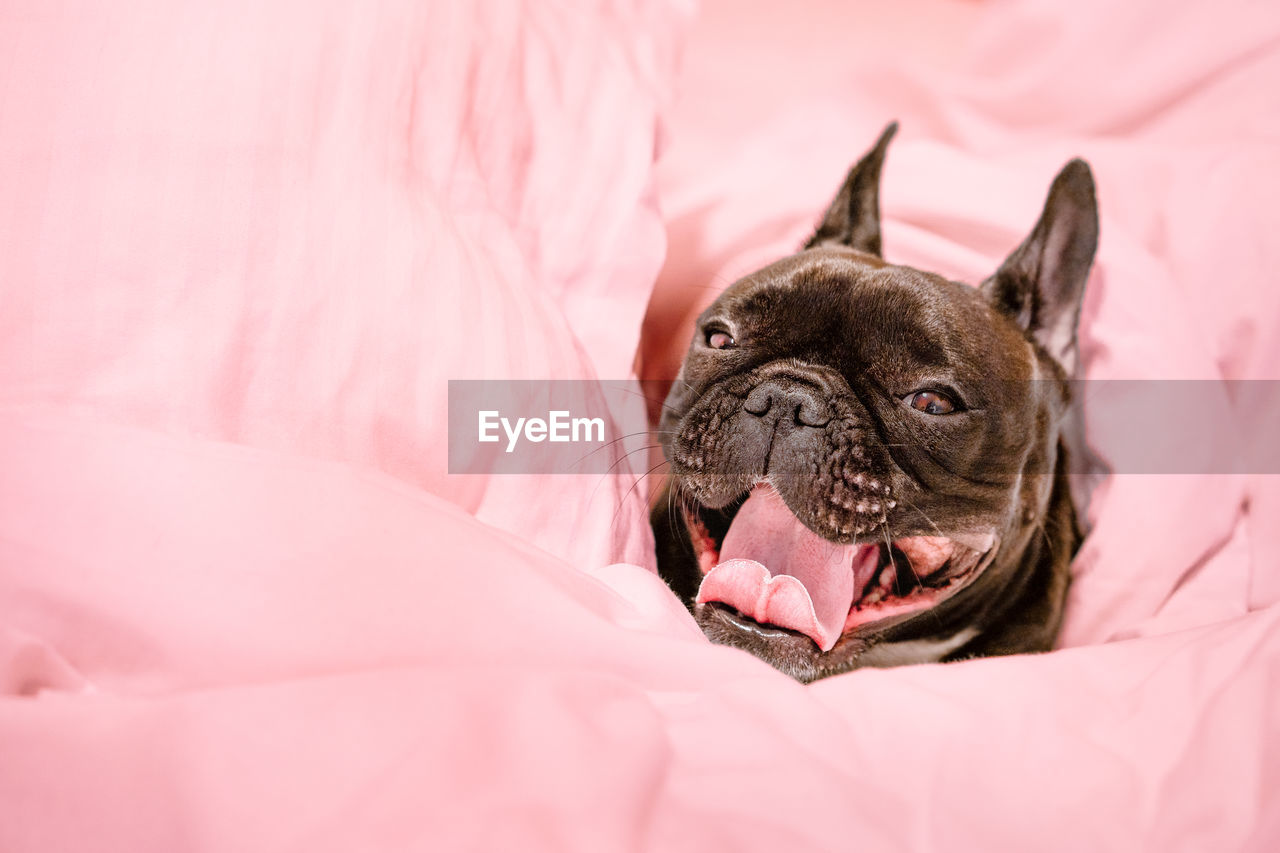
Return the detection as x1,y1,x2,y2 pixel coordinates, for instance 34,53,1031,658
2,0,1279,851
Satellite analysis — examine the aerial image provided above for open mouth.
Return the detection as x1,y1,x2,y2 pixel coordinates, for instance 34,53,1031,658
683,483,995,651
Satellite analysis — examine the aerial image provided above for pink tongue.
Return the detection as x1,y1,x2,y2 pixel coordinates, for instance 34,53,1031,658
696,485,877,651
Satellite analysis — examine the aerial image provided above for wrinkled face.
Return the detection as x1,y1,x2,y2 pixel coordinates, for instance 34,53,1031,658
658,246,1069,681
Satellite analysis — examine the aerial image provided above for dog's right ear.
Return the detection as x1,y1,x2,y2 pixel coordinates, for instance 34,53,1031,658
981,159,1099,376
805,122,898,256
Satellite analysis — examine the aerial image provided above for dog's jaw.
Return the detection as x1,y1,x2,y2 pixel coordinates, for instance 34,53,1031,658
663,475,1004,680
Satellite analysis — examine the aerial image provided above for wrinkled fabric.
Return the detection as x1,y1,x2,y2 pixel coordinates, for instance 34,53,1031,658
0,0,675,570
3,0,1279,851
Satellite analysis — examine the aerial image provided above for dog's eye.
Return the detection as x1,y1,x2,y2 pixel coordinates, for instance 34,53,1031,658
705,329,736,350
905,389,959,415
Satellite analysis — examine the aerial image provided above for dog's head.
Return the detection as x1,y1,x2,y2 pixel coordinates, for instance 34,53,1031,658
653,124,1098,682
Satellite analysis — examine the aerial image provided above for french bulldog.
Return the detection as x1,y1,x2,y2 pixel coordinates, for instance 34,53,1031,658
651,123,1098,683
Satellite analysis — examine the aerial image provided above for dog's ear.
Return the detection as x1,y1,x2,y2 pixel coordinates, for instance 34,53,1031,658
805,122,897,256
981,159,1099,375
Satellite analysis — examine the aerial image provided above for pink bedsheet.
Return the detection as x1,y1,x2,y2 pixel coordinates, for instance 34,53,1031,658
2,0,1278,850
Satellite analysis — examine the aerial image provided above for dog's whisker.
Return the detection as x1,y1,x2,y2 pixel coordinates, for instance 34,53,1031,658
587,440,669,522
893,492,947,539
610,458,672,532
569,430,674,470
605,383,683,417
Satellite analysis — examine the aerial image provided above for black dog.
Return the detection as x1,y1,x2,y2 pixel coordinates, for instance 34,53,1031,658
652,124,1098,682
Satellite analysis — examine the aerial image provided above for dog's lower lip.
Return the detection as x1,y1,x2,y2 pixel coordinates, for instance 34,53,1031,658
842,540,996,633
710,604,807,641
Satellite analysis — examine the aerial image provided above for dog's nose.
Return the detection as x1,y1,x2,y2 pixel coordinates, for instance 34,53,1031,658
743,380,831,428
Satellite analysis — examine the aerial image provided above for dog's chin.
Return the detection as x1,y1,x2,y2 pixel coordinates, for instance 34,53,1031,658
680,487,998,683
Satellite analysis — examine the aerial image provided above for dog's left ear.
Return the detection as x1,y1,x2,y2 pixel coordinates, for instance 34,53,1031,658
981,159,1099,375
805,122,897,256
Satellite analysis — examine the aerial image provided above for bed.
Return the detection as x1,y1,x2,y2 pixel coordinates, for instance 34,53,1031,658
2,0,1278,849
